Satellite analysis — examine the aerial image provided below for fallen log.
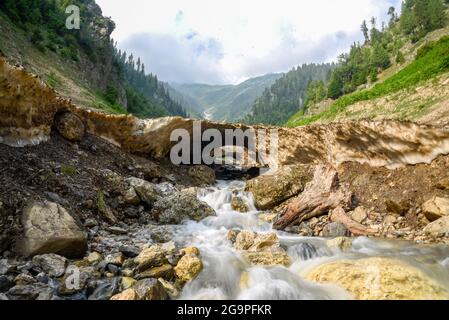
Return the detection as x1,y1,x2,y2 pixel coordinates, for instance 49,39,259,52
329,207,374,236
273,165,353,230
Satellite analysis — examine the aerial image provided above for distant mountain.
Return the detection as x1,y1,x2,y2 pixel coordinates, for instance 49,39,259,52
170,73,283,121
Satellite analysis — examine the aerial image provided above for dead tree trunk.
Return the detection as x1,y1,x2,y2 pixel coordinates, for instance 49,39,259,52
329,207,374,236
273,165,353,230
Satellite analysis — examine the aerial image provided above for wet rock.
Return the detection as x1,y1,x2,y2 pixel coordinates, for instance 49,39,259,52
306,257,449,300
174,254,203,283
242,252,291,267
158,278,180,299
119,245,140,258
188,165,216,187
152,192,215,224
326,237,353,251
137,264,174,280
181,247,200,256
125,177,159,206
322,222,349,238
423,216,449,236
227,230,239,243
88,278,120,300
234,231,282,252
245,165,311,210
0,275,14,292
8,283,49,300
422,196,449,222
231,197,249,213
32,254,67,277
133,278,167,300
121,277,136,290
54,112,85,142
16,202,87,258
110,288,138,300
258,213,277,223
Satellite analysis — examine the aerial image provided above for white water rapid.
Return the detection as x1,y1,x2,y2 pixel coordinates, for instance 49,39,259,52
172,180,449,300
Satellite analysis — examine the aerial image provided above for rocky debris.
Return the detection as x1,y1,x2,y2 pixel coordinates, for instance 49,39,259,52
422,196,449,221
174,253,203,283
273,166,353,230
125,177,159,206
423,216,449,236
32,254,67,278
158,278,180,299
54,112,86,142
188,165,216,187
385,200,409,216
88,278,120,300
306,257,449,300
119,245,140,258
96,191,117,224
86,252,103,264
231,197,249,213
245,165,311,210
15,202,87,258
322,222,349,238
435,178,449,190
326,237,353,251
122,187,140,205
151,192,215,224
121,277,136,290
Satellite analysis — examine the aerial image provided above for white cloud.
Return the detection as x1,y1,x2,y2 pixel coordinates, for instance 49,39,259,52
96,0,402,84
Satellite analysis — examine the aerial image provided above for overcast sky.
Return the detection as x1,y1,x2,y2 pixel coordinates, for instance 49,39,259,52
96,0,402,85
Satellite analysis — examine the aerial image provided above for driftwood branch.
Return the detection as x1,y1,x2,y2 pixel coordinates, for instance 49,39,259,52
329,207,374,236
273,165,353,230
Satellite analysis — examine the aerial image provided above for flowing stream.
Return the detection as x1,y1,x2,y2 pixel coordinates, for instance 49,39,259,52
172,180,449,300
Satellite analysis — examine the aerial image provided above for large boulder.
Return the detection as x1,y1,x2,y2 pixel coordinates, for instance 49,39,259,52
15,202,87,258
54,112,85,142
151,192,215,224
422,196,449,222
306,257,449,300
245,165,311,210
423,216,449,235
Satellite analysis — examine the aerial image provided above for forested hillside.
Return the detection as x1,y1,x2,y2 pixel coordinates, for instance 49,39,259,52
243,63,335,125
0,0,186,118
288,0,449,126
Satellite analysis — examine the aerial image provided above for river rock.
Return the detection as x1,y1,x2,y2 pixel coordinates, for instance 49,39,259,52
231,197,249,213
8,283,49,300
322,222,349,238
134,243,175,272
121,277,137,290
0,275,14,292
32,254,67,277
125,177,159,206
188,165,216,186
86,252,103,264
88,278,120,300
326,237,353,251
54,112,85,142
133,278,167,300
110,288,138,300
245,165,311,210
158,278,180,299
242,252,291,267
351,207,368,223
423,216,449,235
16,201,87,258
174,254,203,283
422,196,449,221
137,264,174,280
234,231,282,252
151,192,215,224
306,257,449,300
